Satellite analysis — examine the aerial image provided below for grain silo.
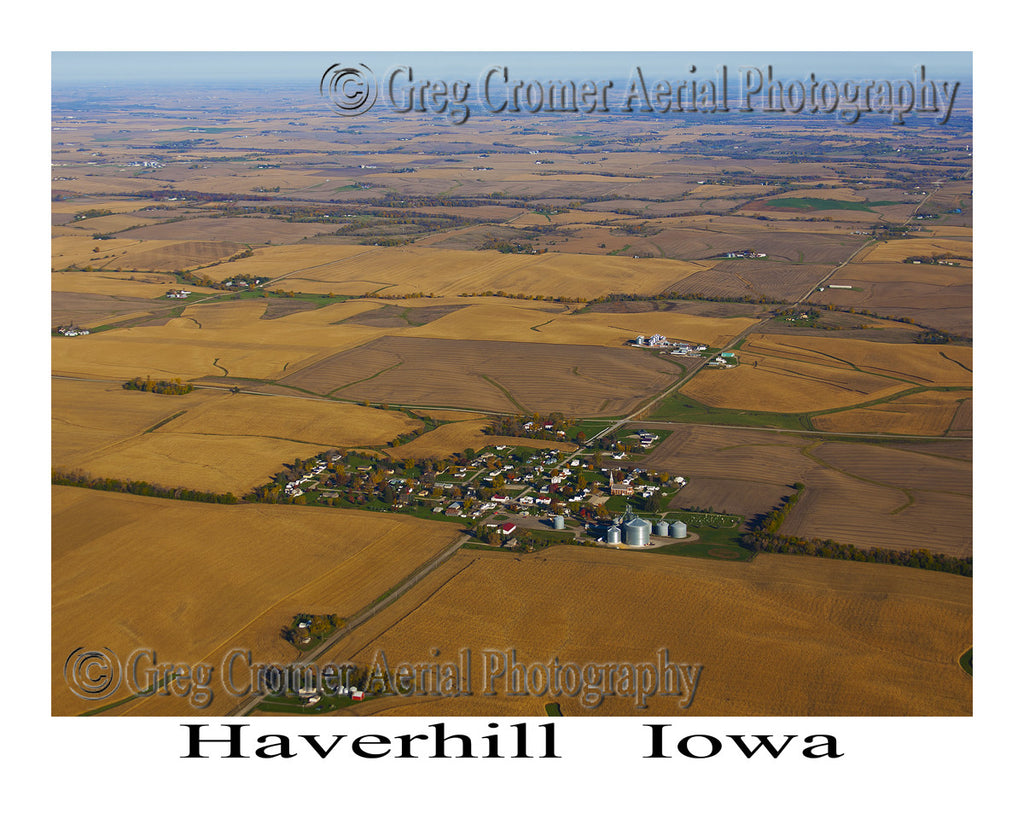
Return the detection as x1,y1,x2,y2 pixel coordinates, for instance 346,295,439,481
620,507,651,547
654,520,670,537
552,515,565,530
669,521,687,538
605,525,621,545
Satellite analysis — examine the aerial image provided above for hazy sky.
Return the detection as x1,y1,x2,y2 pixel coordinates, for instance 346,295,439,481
52,51,972,86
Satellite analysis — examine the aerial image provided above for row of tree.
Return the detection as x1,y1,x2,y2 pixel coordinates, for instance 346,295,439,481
52,469,239,504
740,531,972,576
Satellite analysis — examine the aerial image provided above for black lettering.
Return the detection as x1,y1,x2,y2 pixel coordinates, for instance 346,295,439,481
181,723,248,758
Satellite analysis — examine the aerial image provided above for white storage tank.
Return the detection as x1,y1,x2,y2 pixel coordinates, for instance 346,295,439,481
669,521,688,538
552,515,565,530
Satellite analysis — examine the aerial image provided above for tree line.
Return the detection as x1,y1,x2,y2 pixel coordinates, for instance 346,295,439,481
53,469,238,504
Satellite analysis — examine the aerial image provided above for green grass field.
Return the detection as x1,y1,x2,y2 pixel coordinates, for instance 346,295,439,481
758,197,897,212
647,392,815,430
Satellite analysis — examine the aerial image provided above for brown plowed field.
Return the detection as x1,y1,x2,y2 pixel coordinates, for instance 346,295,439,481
668,261,832,302
639,427,971,556
105,240,246,272
281,337,680,416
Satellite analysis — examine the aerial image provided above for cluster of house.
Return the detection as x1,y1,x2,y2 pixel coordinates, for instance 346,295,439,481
521,420,567,437
223,278,266,288
165,289,192,299
54,325,90,337
284,456,338,498
429,450,589,519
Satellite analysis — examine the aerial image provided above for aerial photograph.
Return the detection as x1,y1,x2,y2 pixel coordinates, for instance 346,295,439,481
51,51,972,721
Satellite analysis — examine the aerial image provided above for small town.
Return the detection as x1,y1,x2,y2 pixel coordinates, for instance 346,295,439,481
251,417,695,552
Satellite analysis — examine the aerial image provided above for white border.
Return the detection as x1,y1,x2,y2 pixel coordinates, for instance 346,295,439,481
24,1,1011,813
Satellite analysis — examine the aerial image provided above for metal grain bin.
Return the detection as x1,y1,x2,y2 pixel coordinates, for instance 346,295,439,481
605,525,621,545
623,517,651,547
552,515,564,530
654,520,670,537
669,521,687,538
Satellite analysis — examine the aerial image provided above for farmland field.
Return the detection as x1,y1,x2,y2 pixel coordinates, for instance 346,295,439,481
52,487,463,716
637,425,971,556
320,547,971,716
280,336,681,416
52,380,422,494
676,333,972,415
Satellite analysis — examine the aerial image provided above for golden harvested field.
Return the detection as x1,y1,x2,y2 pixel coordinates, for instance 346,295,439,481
154,392,422,445
402,300,757,349
681,334,971,414
860,238,972,264
51,301,389,381
52,269,194,299
682,353,905,413
52,487,463,716
52,379,212,461
321,547,971,716
211,243,709,298
813,390,972,435
837,261,971,287
742,334,973,385
52,382,420,493
52,235,152,269
69,431,324,495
